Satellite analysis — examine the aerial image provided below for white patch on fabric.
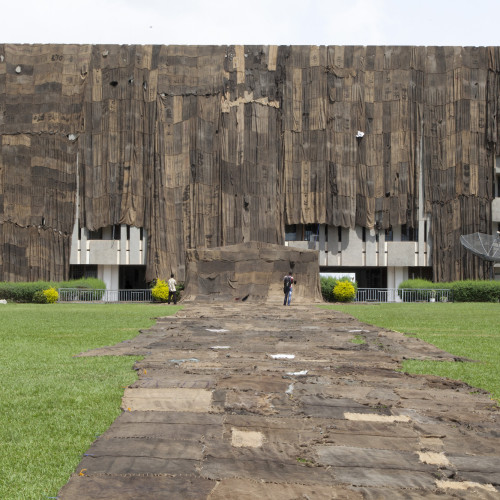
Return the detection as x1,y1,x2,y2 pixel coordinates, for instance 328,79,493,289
231,428,265,448
344,413,411,423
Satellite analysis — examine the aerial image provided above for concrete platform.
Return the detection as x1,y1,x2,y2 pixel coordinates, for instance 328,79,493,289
59,303,500,499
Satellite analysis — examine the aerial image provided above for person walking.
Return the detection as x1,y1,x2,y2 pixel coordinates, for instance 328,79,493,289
283,271,294,306
167,273,177,304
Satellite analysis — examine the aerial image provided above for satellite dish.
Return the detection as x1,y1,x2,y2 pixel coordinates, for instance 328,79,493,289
460,232,500,262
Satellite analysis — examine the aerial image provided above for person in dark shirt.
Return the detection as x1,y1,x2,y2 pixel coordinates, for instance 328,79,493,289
283,271,294,306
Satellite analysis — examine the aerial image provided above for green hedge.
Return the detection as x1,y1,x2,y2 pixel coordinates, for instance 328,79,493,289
0,278,106,303
398,279,440,290
451,280,500,302
321,276,358,302
398,279,500,302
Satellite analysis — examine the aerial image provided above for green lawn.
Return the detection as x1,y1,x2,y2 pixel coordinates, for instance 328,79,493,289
0,303,181,500
321,302,500,403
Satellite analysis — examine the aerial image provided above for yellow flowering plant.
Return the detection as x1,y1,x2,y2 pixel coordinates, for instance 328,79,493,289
333,281,356,302
43,287,59,304
151,279,170,302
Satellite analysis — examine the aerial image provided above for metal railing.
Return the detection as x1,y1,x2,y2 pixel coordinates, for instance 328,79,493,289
355,288,452,303
355,288,399,303
58,288,153,303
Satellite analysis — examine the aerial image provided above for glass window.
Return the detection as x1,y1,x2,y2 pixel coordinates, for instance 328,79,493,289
69,265,98,279
401,224,418,242
112,225,121,240
285,224,297,241
304,224,318,241
88,228,103,240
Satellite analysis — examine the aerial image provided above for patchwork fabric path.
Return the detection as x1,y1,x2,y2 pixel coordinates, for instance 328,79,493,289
59,303,500,499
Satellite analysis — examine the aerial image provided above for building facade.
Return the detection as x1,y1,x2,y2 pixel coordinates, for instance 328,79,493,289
1,45,498,290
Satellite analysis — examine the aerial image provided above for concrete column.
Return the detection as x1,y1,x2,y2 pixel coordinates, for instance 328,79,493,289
70,150,80,265
82,229,88,264
327,226,339,266
129,226,142,265
378,230,386,266
319,224,326,266
120,224,127,265
418,220,426,266
142,228,147,265
387,266,407,301
365,228,377,266
70,221,80,264
341,227,363,266
98,265,120,301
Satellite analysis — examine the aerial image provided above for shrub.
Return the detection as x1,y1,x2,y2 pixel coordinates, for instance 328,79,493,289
43,287,59,304
0,279,106,303
57,278,106,291
333,280,356,302
320,277,336,301
151,279,170,302
398,279,500,302
0,281,49,303
398,279,437,290
32,290,47,304
321,276,357,302
451,280,500,302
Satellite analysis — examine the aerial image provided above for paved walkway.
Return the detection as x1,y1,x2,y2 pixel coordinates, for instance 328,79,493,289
59,302,500,499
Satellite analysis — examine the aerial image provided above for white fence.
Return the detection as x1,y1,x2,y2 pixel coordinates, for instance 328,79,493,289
58,288,153,303
58,287,452,304
355,288,452,303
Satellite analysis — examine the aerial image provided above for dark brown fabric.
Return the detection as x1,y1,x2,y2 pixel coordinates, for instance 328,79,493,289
0,45,496,281
183,242,322,302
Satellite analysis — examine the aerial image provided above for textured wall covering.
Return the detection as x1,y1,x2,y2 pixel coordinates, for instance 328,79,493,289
0,45,496,282
183,242,322,302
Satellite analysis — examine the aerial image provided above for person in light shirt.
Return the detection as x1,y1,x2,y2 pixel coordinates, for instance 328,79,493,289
167,273,177,304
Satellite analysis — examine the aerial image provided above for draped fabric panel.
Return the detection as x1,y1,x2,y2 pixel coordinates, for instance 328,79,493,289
0,45,495,282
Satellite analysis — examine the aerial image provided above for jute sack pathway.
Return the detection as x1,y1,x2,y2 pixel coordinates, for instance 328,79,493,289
59,302,500,499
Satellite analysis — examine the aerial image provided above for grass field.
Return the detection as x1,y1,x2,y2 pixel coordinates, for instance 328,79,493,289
322,302,500,403
0,303,180,500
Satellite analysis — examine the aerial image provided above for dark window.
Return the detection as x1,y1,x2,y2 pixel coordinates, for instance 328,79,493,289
69,265,98,279
285,224,298,241
408,266,433,281
112,225,121,240
88,228,103,240
401,224,418,242
304,224,317,241
362,227,366,242
385,227,393,242
338,226,342,242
